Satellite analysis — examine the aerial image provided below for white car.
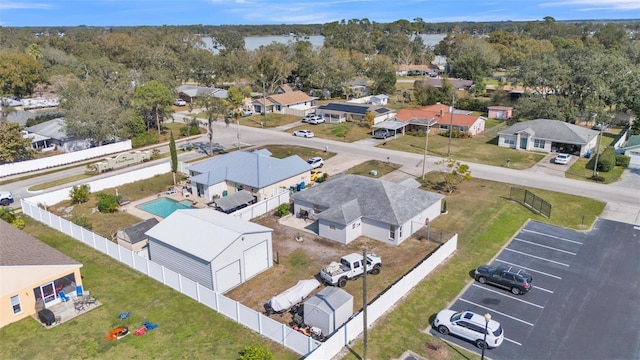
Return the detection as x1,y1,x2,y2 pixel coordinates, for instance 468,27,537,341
174,98,187,106
0,190,14,206
433,310,504,349
301,113,319,123
554,153,571,165
308,116,325,124
307,157,324,169
293,130,314,138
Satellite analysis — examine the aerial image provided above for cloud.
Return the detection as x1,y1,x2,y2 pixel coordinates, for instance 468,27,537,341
0,1,52,10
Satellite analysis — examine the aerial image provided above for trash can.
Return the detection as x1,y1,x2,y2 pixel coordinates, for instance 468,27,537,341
585,152,591,159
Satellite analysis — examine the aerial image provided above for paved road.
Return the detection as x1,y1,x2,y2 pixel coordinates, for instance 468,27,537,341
4,118,640,225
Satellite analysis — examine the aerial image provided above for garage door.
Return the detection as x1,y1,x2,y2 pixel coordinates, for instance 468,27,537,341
215,260,241,293
629,151,640,166
244,240,269,279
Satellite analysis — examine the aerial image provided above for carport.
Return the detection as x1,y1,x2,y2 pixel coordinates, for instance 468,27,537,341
372,119,407,137
213,190,255,213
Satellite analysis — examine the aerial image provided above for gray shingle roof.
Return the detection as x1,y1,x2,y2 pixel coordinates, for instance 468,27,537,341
25,118,68,141
177,85,228,98
188,150,312,188
498,119,599,145
293,174,444,226
0,220,81,267
121,218,159,244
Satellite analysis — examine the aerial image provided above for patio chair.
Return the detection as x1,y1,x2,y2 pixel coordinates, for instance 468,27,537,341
143,320,158,330
74,299,85,313
75,285,84,298
119,311,130,322
58,291,70,303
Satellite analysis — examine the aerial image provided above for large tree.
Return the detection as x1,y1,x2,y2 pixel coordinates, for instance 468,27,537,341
0,53,44,97
448,36,500,79
0,122,36,164
367,55,397,95
132,80,174,136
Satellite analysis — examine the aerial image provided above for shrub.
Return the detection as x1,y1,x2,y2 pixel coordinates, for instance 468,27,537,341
591,175,605,182
615,154,630,168
180,123,202,137
239,345,273,360
69,184,90,204
70,215,93,230
131,132,159,148
596,147,616,172
276,203,290,217
96,193,119,213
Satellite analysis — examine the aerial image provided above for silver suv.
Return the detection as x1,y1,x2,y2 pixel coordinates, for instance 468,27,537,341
0,191,14,206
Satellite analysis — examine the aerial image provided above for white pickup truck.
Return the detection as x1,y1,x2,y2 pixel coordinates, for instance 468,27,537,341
320,253,382,287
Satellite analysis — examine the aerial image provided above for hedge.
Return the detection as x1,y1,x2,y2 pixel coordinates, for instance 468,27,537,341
597,147,616,172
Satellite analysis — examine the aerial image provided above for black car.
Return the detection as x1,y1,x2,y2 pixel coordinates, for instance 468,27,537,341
474,265,533,295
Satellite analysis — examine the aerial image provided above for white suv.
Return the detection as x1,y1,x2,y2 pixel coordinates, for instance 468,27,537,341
554,153,571,165
0,190,14,206
433,310,504,349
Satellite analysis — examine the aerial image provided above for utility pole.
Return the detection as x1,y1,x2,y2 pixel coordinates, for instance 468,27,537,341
592,123,604,177
362,248,368,360
261,74,267,128
421,121,431,180
447,93,455,156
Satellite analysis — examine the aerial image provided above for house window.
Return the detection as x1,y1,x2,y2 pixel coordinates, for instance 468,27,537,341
533,139,545,149
504,138,515,146
398,226,403,238
389,225,396,239
313,204,322,214
11,295,21,314
352,223,356,229
329,224,336,230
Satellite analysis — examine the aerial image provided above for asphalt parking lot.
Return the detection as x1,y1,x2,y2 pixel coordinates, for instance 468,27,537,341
429,219,640,360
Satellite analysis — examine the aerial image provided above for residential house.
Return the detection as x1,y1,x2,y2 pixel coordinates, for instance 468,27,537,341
421,77,473,91
252,90,316,116
346,94,389,106
497,119,599,156
487,106,513,120
621,135,640,167
292,174,444,245
25,118,92,152
176,85,228,103
116,218,159,253
187,149,312,203
395,64,433,76
274,84,297,94
316,102,396,125
146,209,273,293
396,104,486,136
0,220,83,328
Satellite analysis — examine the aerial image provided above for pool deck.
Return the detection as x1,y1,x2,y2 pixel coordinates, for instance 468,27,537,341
120,191,210,221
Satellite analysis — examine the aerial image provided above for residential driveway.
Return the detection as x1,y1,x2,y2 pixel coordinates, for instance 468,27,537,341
321,152,368,176
428,219,640,360
526,153,576,176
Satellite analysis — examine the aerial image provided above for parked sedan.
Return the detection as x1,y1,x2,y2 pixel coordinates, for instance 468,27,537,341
554,153,571,165
293,130,314,138
474,264,533,295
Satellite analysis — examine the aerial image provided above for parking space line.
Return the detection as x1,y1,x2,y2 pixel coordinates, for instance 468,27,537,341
495,259,562,280
533,285,553,294
513,238,577,255
458,298,535,326
504,337,522,346
503,248,570,267
521,229,583,245
472,284,544,308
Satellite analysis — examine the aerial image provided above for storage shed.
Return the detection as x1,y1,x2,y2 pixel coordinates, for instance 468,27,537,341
303,286,353,336
146,209,273,293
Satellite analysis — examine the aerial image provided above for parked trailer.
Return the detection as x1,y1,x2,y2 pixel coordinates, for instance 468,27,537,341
94,151,151,173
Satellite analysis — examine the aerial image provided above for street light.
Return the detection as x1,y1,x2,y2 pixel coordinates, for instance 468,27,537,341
481,313,491,360
261,74,267,128
421,119,433,180
447,93,455,156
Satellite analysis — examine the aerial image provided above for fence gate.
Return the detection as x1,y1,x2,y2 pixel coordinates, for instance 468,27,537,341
510,187,552,218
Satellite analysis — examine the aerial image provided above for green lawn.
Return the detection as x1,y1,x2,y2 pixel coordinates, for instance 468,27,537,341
260,144,336,161
345,160,402,178
288,122,374,142
381,123,546,169
342,173,605,360
0,217,299,360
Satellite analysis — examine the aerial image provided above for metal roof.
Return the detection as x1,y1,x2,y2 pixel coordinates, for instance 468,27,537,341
498,119,599,145
214,190,255,211
145,209,272,262
373,120,408,130
317,102,393,116
293,174,444,226
188,150,312,188
121,218,159,244
25,118,68,140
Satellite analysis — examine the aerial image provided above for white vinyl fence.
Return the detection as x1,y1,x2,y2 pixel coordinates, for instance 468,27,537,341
25,162,171,206
0,140,132,177
304,235,457,360
20,200,322,356
232,189,290,221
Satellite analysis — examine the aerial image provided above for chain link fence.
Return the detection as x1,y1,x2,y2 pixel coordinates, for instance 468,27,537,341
510,187,552,218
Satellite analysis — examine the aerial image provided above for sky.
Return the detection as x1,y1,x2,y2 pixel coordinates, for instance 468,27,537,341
0,0,639,27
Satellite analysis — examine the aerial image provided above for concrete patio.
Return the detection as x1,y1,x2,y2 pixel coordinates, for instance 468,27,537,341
36,294,102,328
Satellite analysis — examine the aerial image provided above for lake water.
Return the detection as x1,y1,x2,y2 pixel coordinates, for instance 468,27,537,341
202,33,445,52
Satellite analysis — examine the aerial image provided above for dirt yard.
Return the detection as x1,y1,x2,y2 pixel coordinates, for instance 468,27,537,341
224,211,445,327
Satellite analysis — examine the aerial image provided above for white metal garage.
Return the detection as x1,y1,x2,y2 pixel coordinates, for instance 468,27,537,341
216,260,241,293
146,209,273,294
244,241,269,280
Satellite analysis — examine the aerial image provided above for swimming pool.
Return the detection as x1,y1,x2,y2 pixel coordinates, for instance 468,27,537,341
136,198,193,218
